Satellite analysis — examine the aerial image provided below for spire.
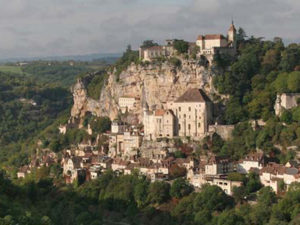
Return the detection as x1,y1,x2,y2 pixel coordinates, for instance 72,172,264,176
228,19,236,32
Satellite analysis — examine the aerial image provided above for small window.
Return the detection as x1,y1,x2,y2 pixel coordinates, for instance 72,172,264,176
198,123,200,128
178,124,181,130
179,107,181,112
188,124,191,130
189,107,191,111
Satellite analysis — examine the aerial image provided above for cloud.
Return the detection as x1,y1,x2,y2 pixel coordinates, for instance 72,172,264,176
0,0,299,59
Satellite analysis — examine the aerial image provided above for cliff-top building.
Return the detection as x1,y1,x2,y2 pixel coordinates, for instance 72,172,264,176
196,21,237,57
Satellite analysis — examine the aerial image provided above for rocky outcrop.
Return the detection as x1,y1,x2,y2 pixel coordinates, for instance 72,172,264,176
71,59,216,122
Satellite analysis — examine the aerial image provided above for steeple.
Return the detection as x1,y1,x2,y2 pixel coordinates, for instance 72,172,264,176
228,20,237,49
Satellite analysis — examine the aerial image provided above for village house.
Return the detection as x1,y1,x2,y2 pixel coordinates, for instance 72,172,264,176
274,93,300,116
204,155,233,176
17,165,31,178
108,131,142,158
175,157,195,170
208,177,243,195
259,162,300,193
186,159,241,196
111,158,130,172
237,152,265,174
63,156,85,183
88,165,102,180
111,120,127,134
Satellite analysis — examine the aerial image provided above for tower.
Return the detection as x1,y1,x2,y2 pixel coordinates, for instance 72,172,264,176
228,20,237,49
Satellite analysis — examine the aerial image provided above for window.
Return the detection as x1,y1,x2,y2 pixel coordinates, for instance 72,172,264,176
189,107,191,111
179,107,181,112
178,124,181,130
198,123,200,128
188,124,191,130
184,114,186,118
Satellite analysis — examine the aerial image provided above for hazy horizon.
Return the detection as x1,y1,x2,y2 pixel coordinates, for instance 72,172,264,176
0,0,299,60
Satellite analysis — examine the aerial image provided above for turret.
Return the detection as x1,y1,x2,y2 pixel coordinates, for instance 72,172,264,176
228,21,237,49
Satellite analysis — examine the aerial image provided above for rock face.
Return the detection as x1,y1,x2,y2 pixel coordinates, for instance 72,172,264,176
71,59,216,122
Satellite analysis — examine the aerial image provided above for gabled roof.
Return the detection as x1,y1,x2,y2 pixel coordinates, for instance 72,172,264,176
175,88,211,103
205,34,226,40
197,34,226,40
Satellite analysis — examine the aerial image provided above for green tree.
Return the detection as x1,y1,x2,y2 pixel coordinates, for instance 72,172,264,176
173,40,189,54
147,181,170,204
287,71,300,92
141,40,158,48
170,178,193,199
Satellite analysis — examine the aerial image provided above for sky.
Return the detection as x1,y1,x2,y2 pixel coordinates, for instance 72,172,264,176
0,0,299,59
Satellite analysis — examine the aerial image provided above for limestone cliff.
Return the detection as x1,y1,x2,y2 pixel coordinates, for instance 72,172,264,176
71,59,217,123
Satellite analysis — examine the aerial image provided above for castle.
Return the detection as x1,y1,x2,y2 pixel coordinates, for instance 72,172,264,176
143,88,213,140
139,22,237,62
196,21,237,58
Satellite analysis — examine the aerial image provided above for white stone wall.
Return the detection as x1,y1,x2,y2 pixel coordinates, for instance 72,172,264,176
237,161,262,174
169,101,211,137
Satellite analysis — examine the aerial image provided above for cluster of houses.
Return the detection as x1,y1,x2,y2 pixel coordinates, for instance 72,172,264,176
16,21,300,197
59,143,300,195
17,85,300,196
139,22,237,63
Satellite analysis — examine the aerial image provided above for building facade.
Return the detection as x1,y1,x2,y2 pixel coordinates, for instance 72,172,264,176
143,88,212,140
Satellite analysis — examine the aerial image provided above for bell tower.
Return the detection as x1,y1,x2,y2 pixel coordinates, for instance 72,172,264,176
228,20,237,49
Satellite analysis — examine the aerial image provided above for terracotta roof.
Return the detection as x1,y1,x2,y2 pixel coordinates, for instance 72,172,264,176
197,35,204,40
175,88,211,103
260,163,286,175
155,109,165,116
244,152,264,162
205,34,226,40
207,155,230,165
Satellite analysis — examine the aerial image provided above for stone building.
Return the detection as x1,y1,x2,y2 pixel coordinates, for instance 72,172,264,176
119,96,139,113
139,40,176,62
204,155,233,176
237,152,265,174
274,93,300,116
196,22,237,63
168,88,213,138
109,131,142,158
143,88,212,140
259,162,300,193
143,106,175,140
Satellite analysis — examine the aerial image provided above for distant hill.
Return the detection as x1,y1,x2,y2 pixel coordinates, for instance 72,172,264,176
0,52,122,63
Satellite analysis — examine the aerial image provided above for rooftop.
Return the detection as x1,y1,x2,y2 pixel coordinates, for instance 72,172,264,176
175,88,211,103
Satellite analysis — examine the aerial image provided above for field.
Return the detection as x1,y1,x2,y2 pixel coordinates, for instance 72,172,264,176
0,65,24,75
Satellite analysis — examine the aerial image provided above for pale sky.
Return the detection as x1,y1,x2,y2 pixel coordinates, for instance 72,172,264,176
0,0,299,59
